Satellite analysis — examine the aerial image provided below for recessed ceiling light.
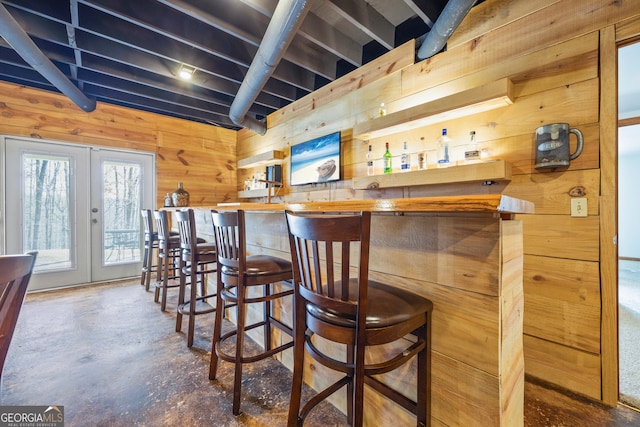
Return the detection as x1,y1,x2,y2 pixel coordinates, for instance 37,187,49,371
178,64,195,80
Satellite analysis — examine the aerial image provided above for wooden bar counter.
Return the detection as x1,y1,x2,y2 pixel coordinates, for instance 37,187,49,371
193,194,533,426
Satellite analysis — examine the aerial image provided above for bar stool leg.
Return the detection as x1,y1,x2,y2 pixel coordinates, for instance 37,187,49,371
232,284,247,415
209,269,225,379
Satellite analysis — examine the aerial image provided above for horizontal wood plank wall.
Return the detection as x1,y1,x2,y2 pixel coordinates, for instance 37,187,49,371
236,0,640,410
236,211,522,426
0,82,236,208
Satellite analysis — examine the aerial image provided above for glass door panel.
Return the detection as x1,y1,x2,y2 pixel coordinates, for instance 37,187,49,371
4,138,90,290
3,137,154,289
90,149,154,282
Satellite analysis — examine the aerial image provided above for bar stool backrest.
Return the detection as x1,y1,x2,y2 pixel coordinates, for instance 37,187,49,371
141,209,154,238
154,210,171,248
210,210,245,275
285,211,370,321
174,209,196,260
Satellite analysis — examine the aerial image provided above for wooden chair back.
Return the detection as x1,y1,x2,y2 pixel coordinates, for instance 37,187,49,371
153,210,171,249
210,210,246,277
0,252,37,380
174,209,197,260
141,209,154,238
285,211,371,326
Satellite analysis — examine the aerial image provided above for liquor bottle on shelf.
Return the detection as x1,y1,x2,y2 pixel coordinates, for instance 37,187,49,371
379,102,387,117
464,130,481,164
417,136,427,170
401,141,411,172
437,128,450,168
366,144,375,176
383,142,392,174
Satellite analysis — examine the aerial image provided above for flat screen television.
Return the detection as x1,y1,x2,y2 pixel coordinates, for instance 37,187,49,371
290,131,341,186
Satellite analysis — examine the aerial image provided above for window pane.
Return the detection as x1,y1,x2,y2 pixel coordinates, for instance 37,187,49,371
22,153,73,272
102,161,142,264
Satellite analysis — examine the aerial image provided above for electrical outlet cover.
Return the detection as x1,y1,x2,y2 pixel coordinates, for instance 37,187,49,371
571,197,588,217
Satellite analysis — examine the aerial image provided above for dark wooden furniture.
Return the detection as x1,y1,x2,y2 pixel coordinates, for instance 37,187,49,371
153,210,182,311
209,209,294,415
0,252,37,389
140,209,159,291
174,209,217,347
285,211,433,426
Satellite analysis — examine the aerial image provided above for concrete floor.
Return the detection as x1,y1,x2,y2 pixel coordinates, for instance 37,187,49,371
2,279,639,426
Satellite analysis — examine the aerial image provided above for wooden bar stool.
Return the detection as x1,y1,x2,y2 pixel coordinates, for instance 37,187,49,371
140,209,159,291
153,210,183,311
174,209,218,347
285,211,433,427
209,209,294,415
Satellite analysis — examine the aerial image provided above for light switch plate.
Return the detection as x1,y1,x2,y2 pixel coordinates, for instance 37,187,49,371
571,197,588,217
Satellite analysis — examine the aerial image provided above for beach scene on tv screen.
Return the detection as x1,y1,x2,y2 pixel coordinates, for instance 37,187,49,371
290,132,340,185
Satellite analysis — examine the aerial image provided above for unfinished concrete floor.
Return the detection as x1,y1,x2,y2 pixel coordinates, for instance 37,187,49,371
1,280,639,426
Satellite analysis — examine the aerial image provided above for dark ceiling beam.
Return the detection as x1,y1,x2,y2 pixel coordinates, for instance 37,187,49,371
325,0,395,50
1,0,70,23
66,0,81,82
0,2,95,111
402,0,440,27
0,7,279,107
82,83,237,127
78,54,274,118
157,0,345,76
77,0,322,91
239,0,361,67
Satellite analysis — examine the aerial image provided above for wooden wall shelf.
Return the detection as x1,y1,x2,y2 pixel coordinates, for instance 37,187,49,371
238,187,283,199
238,150,284,169
351,160,512,190
353,78,514,141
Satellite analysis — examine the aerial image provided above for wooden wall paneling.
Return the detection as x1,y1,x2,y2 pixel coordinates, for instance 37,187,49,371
518,214,600,261
268,40,416,129
523,334,601,400
616,14,640,42
447,0,640,83
402,31,598,104
499,220,525,426
524,254,601,307
506,169,600,215
431,351,501,426
524,292,600,352
447,0,561,49
0,91,158,149
156,131,237,207
598,24,620,406
363,79,600,180
369,215,501,296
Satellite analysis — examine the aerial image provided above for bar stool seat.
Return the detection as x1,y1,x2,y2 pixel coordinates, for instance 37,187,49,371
209,209,294,416
174,209,218,347
285,210,433,427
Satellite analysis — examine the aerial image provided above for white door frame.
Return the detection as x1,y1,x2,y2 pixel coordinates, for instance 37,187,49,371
1,135,155,290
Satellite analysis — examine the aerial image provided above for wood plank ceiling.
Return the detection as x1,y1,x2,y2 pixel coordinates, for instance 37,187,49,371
0,0,474,130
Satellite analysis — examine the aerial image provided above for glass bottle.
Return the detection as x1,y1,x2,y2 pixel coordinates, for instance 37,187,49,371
379,102,387,117
366,144,375,176
383,142,392,174
401,141,411,172
437,128,450,168
172,182,189,207
464,130,481,164
164,193,173,207
417,136,426,170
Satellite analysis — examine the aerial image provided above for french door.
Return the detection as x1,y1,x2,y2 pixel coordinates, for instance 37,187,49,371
2,136,154,291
